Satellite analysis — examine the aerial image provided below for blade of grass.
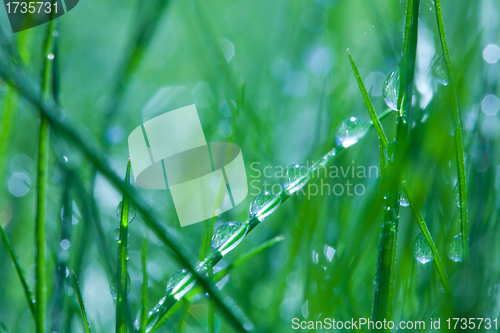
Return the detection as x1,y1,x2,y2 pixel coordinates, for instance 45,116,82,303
0,91,16,182
0,223,35,316
403,182,450,292
72,271,92,333
116,160,132,333
371,0,420,326
139,239,148,333
347,49,389,148
35,17,57,333
433,0,469,262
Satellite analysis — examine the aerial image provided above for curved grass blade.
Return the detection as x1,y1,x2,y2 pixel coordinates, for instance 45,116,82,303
72,271,92,333
139,239,148,333
433,0,469,262
0,223,35,316
347,49,389,148
403,182,450,292
116,160,132,333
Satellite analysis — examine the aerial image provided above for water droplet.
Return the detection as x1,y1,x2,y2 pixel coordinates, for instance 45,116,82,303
281,164,311,195
446,233,463,262
60,239,70,250
114,228,120,241
166,269,196,300
310,155,329,172
432,56,449,85
383,141,398,168
116,200,136,223
399,191,410,207
383,65,400,111
47,53,54,60
334,117,370,148
413,233,433,264
212,222,248,256
249,191,282,221
110,274,131,298
323,245,336,262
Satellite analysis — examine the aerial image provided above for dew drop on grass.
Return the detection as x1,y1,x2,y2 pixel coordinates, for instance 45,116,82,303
110,274,131,298
446,233,463,262
281,164,311,195
383,141,398,168
413,233,433,264
212,222,249,256
383,65,400,111
335,117,370,148
432,56,449,85
311,155,329,173
114,228,120,241
116,200,136,223
249,191,282,221
166,269,196,300
399,191,410,207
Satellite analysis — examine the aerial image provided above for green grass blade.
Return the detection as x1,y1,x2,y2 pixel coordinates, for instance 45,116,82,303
0,223,35,316
116,160,131,333
402,183,450,292
433,0,469,262
372,0,420,327
0,91,16,182
34,18,57,333
140,239,148,333
347,50,389,147
72,271,92,333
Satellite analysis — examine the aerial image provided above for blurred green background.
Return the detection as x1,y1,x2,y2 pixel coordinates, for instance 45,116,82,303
0,0,499,332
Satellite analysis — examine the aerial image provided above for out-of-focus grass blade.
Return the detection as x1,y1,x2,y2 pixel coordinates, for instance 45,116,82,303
0,223,35,316
214,235,285,281
139,239,148,333
403,182,450,292
35,17,57,333
116,160,131,333
72,271,92,333
347,49,389,147
433,0,469,262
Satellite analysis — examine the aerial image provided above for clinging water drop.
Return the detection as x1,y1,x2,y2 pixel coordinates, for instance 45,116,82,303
432,56,449,86
383,65,400,111
281,164,311,195
413,233,433,264
249,191,282,221
166,269,196,300
116,200,137,223
335,117,370,148
446,233,463,262
212,222,249,256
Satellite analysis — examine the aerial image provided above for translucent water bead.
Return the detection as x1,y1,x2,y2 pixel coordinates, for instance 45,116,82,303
432,56,449,86
335,117,370,148
446,233,463,262
110,274,131,298
116,200,136,223
281,164,311,195
413,233,433,264
166,269,196,300
249,191,282,221
212,222,249,256
382,65,400,111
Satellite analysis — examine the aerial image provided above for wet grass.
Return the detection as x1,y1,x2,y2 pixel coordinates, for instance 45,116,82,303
0,0,496,332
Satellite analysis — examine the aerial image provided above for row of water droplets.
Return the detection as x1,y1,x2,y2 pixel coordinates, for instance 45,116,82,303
145,115,393,331
110,200,137,298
